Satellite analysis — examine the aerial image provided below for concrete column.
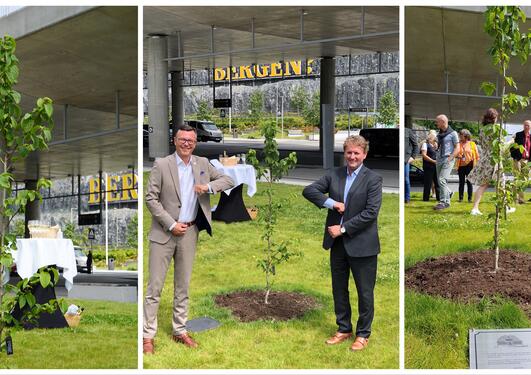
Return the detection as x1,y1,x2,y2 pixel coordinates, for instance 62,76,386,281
24,180,40,238
171,72,184,127
147,35,169,159
169,32,184,128
320,57,336,169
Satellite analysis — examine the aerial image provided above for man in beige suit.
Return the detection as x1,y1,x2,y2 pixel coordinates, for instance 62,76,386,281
143,125,234,354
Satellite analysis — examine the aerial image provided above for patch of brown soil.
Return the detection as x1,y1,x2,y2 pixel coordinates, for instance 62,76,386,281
406,250,531,317
215,290,319,322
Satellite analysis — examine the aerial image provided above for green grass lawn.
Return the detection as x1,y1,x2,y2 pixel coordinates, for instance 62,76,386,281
405,192,531,369
0,298,137,369
143,175,399,369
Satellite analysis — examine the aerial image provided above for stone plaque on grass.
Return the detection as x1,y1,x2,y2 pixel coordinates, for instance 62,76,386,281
469,328,531,369
186,317,220,332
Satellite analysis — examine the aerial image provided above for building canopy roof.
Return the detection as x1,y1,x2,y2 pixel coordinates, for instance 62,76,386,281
405,6,531,123
144,6,398,71
1,6,137,180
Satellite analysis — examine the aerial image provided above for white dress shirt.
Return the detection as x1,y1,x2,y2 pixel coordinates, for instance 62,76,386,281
176,153,198,223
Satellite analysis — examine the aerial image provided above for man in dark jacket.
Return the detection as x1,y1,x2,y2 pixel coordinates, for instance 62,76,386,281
303,135,383,352
510,120,531,203
404,127,418,203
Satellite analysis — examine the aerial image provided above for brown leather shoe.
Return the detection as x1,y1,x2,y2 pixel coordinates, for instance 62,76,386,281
143,338,154,355
172,332,198,348
325,331,353,345
350,336,369,351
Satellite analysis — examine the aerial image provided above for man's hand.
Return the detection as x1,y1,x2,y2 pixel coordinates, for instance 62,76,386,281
408,157,414,164
333,202,345,214
328,225,342,238
171,222,188,236
194,184,209,195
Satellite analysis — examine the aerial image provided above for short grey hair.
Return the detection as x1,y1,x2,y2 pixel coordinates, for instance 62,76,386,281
459,129,472,141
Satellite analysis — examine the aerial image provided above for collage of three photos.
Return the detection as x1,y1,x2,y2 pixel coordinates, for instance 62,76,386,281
0,4,529,371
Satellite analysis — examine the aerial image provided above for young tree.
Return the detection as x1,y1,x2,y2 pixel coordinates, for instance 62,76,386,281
0,35,60,353
63,223,89,247
302,91,320,127
196,99,212,121
247,121,299,304
249,90,264,127
126,213,138,249
376,91,398,127
480,6,531,271
291,85,309,115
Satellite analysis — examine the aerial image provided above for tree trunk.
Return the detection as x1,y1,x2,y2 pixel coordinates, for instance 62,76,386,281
264,175,273,304
493,66,507,272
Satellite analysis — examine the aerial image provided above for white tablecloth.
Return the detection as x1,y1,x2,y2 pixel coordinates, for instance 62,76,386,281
13,239,77,291
210,160,257,197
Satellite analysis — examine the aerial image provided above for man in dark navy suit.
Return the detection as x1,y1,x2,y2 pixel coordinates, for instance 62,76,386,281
303,135,383,352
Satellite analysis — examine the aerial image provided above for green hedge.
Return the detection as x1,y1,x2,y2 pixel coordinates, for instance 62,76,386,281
91,249,137,264
192,113,378,132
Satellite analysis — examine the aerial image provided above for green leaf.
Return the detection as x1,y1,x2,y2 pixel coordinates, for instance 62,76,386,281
26,293,36,307
39,271,51,288
44,102,53,118
480,81,496,96
43,128,52,141
6,64,19,82
51,267,60,284
504,76,517,88
20,113,33,132
37,178,52,189
0,173,13,189
18,294,26,309
11,90,21,103
27,190,36,201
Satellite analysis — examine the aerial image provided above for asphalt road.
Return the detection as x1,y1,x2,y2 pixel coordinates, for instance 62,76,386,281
9,270,138,287
144,137,400,192
145,137,399,170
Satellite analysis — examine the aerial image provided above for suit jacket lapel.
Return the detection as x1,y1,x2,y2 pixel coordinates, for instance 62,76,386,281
168,154,182,203
338,167,346,201
345,165,367,204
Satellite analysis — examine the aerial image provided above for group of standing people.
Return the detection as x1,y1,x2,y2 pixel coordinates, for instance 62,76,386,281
406,108,531,214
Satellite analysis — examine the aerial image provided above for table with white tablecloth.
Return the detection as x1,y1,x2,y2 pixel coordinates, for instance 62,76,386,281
209,160,257,223
14,238,77,291
11,238,77,329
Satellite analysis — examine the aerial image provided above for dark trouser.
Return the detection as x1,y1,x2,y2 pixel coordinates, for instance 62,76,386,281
404,163,411,202
458,162,474,201
330,238,377,338
423,166,440,201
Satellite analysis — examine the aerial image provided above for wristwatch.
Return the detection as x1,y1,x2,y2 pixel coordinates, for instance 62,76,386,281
340,226,346,235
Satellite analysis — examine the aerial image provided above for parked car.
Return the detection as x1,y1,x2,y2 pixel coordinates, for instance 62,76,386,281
185,120,223,142
145,120,223,148
359,128,399,158
409,164,424,186
74,246,88,273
